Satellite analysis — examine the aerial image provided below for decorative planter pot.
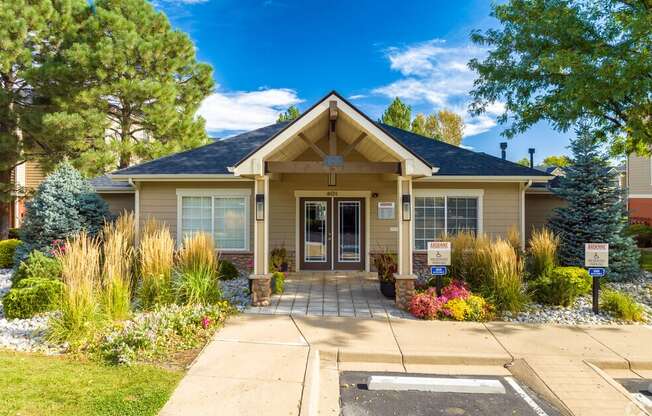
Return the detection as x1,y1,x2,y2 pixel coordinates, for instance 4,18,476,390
379,281,396,299
280,263,289,273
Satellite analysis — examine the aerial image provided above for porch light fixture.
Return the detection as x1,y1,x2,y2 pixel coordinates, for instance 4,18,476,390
402,194,411,221
255,194,265,221
328,172,336,187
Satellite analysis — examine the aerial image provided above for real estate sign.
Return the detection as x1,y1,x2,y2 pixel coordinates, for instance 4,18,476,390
585,243,609,268
427,241,451,266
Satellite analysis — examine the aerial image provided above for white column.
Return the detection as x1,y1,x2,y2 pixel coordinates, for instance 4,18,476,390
253,176,269,276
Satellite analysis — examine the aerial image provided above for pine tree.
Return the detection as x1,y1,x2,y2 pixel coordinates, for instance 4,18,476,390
380,97,411,130
277,105,300,123
18,162,109,260
41,0,214,176
548,127,639,281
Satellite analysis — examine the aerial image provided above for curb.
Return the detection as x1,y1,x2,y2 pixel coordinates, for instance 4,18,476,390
402,352,512,366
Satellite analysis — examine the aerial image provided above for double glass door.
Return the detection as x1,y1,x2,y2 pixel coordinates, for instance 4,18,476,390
299,197,365,270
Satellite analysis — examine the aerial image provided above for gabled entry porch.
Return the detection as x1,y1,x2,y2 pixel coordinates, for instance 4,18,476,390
234,92,433,308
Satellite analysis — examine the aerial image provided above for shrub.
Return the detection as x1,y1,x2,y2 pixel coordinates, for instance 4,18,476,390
101,221,133,320
272,271,285,294
600,290,645,322
530,267,591,306
373,251,397,283
527,228,559,280
138,225,174,309
12,250,62,286
93,303,232,365
49,233,103,345
270,246,288,272
0,239,20,268
218,260,239,280
3,278,65,319
8,228,20,240
625,224,652,247
408,293,445,320
18,162,109,261
175,233,220,305
480,239,528,314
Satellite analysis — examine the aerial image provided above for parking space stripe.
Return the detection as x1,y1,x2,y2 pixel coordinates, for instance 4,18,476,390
504,377,549,416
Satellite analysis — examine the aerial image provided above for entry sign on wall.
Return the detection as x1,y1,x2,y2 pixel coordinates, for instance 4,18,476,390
585,243,609,268
427,241,451,266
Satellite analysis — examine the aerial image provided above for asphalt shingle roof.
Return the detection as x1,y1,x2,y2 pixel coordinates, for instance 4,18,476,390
113,121,549,178
90,174,135,191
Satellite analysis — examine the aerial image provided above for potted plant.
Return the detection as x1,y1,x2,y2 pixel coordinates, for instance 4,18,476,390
270,246,289,272
373,252,398,298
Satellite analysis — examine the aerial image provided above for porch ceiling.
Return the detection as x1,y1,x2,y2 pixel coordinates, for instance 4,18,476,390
266,109,399,164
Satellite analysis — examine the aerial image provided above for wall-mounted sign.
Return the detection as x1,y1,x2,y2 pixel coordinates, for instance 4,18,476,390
427,241,451,266
378,202,395,220
585,243,609,268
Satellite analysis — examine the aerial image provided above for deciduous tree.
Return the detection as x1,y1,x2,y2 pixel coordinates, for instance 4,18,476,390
469,0,652,154
277,105,300,123
541,155,571,167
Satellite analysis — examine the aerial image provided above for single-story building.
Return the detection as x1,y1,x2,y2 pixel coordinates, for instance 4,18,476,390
107,91,553,304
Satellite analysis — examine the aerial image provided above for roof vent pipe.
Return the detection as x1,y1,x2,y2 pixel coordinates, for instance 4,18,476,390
528,148,535,169
500,142,507,160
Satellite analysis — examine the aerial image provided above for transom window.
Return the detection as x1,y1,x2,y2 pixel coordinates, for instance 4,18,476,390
177,190,250,251
414,191,482,251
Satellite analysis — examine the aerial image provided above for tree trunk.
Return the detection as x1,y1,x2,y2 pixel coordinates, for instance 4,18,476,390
0,169,11,240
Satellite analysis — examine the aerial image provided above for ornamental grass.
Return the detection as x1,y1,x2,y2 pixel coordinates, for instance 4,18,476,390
50,232,102,344
480,238,528,314
139,224,175,309
101,220,133,321
528,227,559,279
175,233,221,305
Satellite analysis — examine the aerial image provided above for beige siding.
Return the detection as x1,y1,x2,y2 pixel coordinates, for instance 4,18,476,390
138,181,255,251
524,193,566,242
412,181,521,240
628,154,652,195
100,193,135,216
268,173,399,253
25,161,45,190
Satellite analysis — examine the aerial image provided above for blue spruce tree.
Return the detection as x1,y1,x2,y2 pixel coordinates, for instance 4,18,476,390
17,161,109,260
548,127,639,281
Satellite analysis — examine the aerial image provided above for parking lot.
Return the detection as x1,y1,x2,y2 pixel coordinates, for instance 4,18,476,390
340,371,562,416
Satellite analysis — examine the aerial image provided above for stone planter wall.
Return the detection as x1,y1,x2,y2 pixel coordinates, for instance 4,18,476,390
251,276,271,306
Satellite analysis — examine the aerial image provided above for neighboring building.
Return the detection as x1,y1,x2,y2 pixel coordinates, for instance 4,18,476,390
110,91,553,275
5,161,46,229
524,166,565,242
626,153,652,224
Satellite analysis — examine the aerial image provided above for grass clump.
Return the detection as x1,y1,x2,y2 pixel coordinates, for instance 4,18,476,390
49,232,102,345
138,225,174,309
102,221,134,321
600,290,646,322
175,233,220,305
479,239,528,314
528,228,559,279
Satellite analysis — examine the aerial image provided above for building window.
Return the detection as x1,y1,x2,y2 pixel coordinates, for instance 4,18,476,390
178,190,249,251
377,202,395,220
414,194,481,251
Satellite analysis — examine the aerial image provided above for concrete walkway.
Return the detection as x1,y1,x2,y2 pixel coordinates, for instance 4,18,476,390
244,273,412,319
160,315,652,416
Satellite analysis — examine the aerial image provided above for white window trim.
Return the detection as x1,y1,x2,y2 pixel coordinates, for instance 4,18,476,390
412,189,484,252
176,188,251,251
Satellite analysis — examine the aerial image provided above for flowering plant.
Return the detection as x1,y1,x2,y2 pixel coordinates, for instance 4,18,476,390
408,280,493,322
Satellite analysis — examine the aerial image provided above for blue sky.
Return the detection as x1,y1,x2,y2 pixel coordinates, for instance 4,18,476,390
154,0,574,165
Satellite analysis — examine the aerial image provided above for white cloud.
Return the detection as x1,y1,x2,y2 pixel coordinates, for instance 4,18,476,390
348,94,366,100
198,87,302,134
373,39,502,137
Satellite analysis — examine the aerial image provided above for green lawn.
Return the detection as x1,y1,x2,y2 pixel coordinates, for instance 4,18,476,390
640,250,652,272
0,351,182,416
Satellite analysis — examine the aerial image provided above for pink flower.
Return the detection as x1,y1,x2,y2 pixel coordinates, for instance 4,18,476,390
201,316,212,329
441,280,470,301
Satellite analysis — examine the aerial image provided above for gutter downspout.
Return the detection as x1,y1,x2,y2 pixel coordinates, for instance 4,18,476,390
521,180,532,249
129,178,140,245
